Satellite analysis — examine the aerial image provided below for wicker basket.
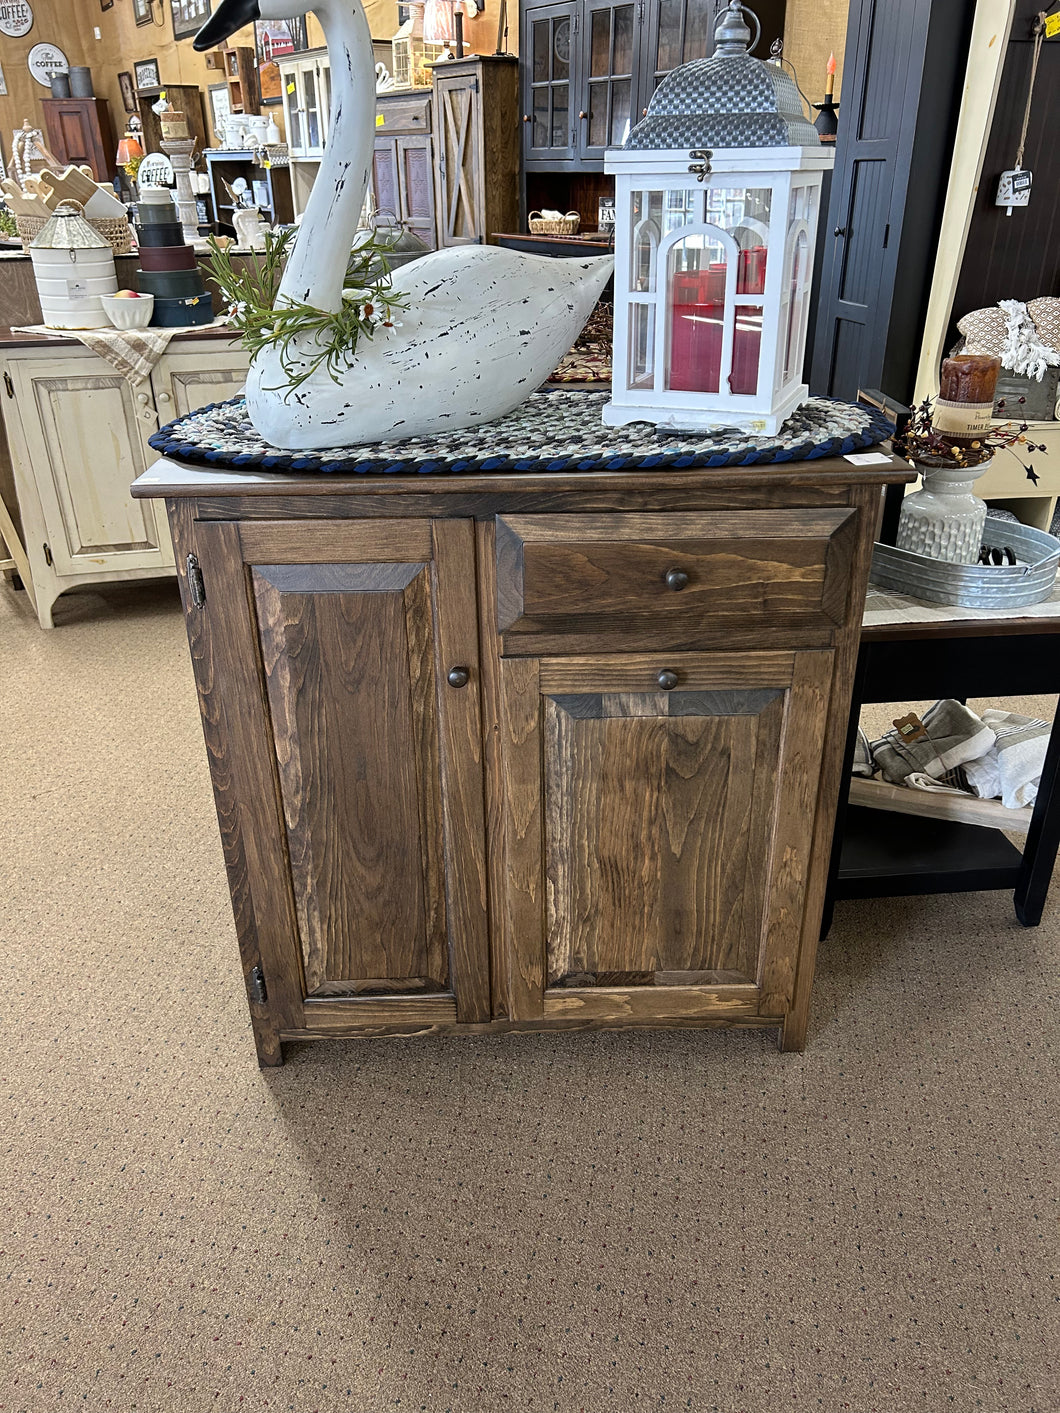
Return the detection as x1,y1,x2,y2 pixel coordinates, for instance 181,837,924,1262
528,210,580,236
16,211,132,255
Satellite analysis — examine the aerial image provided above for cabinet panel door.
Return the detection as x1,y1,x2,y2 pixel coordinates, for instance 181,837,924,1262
496,648,833,1027
372,139,400,222
190,517,490,1029
581,0,640,158
8,359,169,576
397,136,437,246
151,346,249,420
522,2,578,164
433,72,485,246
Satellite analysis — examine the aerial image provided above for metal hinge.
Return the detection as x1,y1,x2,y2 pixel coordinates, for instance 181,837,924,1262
43,542,52,566
248,965,268,1005
4,371,13,399
470,76,479,93
186,552,206,608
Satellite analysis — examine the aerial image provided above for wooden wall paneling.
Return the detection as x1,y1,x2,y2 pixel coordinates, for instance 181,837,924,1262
948,0,1060,347
0,0,88,154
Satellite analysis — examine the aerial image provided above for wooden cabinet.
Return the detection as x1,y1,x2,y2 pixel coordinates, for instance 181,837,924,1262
136,87,209,175
41,98,117,183
139,453,908,1064
433,57,519,246
0,337,249,627
373,93,437,246
280,48,330,159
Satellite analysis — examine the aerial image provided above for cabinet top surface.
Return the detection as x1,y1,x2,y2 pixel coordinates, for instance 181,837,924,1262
0,326,243,352
133,452,913,499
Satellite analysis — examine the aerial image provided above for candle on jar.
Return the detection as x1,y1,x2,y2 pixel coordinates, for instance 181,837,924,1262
932,353,1001,446
825,52,836,98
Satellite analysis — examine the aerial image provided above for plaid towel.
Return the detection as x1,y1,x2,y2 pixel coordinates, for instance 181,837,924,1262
964,709,1050,809
12,318,230,387
871,699,995,786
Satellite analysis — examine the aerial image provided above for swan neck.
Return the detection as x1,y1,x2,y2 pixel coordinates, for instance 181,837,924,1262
277,0,374,312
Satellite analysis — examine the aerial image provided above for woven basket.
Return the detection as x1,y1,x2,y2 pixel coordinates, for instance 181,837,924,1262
528,210,580,236
16,211,132,255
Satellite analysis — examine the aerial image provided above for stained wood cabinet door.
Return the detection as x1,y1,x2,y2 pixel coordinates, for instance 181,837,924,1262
494,648,835,1031
186,517,490,1058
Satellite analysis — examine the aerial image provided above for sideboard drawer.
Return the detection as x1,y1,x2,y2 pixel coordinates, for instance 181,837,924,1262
375,95,432,134
495,509,857,651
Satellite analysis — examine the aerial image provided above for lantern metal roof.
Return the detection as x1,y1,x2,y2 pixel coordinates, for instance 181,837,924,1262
30,200,110,250
625,1,818,151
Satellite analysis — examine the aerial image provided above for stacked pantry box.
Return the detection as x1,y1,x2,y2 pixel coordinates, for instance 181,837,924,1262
134,190,213,327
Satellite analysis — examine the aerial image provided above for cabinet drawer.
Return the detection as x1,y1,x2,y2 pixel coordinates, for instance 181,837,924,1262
376,95,432,134
495,509,857,651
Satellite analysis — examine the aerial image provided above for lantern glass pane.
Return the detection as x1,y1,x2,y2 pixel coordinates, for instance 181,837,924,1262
783,228,811,382
788,183,819,225
667,231,729,394
705,186,772,245
629,302,655,389
732,306,763,395
633,216,659,293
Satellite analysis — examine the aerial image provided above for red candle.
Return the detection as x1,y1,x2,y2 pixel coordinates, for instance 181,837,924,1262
825,52,836,98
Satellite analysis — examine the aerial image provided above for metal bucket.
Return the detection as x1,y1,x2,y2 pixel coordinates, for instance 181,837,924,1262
870,519,1060,609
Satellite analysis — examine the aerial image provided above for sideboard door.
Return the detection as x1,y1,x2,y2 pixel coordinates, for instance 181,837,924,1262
495,648,835,1032
187,517,490,1044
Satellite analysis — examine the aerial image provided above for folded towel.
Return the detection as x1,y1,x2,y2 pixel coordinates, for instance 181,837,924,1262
964,708,1050,809
871,699,995,787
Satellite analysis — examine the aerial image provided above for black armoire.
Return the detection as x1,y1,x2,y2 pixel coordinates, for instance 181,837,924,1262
808,0,975,404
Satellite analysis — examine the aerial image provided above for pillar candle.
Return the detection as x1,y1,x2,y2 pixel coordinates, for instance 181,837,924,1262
932,353,1001,446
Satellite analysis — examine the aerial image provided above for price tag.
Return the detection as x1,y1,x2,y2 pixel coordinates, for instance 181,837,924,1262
286,80,296,93
376,113,385,126
1045,12,1060,37
1012,169,1033,192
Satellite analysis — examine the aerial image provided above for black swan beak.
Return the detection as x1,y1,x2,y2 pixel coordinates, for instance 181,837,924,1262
193,0,262,51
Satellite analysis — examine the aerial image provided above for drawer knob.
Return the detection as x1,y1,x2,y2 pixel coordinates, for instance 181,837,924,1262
664,567,689,591
447,665,470,689
657,669,679,691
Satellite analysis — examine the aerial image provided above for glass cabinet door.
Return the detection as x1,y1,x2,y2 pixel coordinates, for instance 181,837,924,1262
582,0,638,157
639,0,716,118
523,2,577,163
281,64,304,157
302,63,323,156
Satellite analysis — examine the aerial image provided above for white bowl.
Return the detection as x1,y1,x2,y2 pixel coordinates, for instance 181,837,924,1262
101,292,155,329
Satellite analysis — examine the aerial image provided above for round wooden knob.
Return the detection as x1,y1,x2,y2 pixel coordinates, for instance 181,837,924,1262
664,567,689,591
579,111,588,119
523,114,531,122
657,669,679,691
447,666,470,689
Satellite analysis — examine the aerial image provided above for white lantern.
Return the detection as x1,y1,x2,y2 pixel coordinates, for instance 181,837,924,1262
29,200,117,331
604,2,833,436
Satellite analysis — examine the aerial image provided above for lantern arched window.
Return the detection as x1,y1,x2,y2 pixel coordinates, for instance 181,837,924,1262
605,1,833,435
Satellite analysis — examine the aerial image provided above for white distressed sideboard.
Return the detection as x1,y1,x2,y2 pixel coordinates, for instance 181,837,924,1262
0,330,249,627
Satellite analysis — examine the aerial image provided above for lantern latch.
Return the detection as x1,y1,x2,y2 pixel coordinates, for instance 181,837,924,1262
688,149,713,181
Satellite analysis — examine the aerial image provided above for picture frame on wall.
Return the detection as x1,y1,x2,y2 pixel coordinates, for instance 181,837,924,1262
207,81,230,144
133,57,161,91
132,0,153,26
254,17,308,105
117,69,137,112
170,0,211,42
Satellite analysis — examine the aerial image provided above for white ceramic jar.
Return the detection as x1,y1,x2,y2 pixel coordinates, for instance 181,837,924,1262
29,201,117,330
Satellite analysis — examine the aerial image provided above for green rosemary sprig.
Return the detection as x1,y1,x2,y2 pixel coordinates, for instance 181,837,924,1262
204,227,407,393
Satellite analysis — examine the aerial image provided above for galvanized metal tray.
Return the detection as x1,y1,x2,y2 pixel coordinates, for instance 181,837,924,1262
870,519,1060,609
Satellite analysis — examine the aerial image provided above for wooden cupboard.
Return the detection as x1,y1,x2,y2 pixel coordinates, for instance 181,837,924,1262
136,452,909,1065
432,57,520,247
0,334,249,627
41,97,117,184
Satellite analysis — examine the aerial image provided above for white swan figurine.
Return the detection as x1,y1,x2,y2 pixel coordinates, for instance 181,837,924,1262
195,0,613,450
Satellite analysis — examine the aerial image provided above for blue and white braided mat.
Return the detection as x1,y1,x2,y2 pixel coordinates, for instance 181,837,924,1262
148,390,893,476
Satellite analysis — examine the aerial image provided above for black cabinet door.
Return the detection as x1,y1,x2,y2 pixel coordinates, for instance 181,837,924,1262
809,0,972,402
580,0,641,157
522,1,579,165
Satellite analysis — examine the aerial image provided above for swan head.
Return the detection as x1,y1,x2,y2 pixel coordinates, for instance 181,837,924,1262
193,0,317,51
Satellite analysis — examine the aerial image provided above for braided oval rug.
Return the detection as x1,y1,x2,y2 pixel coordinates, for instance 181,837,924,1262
148,389,894,476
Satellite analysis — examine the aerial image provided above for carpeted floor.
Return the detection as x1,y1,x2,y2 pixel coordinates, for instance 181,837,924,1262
1,578,1058,1413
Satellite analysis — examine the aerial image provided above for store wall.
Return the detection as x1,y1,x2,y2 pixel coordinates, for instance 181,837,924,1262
0,0,89,161
784,0,848,102
2,0,506,169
